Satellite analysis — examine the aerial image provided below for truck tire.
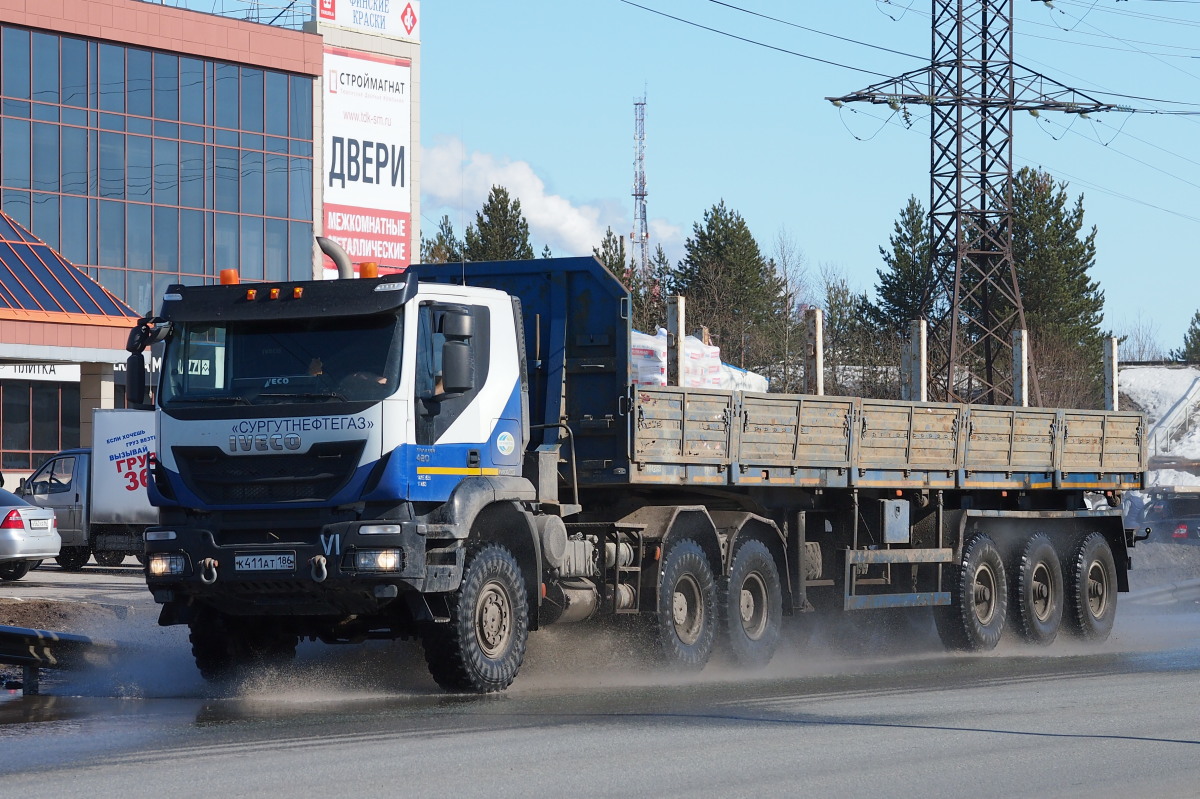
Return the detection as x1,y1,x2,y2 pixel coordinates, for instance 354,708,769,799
189,612,298,682
653,539,717,671
1063,532,1117,641
0,561,32,581
422,543,529,693
935,533,1007,651
94,551,126,567
723,539,782,668
55,547,90,572
1010,533,1063,645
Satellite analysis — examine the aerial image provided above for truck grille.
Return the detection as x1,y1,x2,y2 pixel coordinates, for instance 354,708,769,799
173,441,365,505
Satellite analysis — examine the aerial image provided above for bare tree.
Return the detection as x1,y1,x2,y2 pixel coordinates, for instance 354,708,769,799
1115,312,1165,362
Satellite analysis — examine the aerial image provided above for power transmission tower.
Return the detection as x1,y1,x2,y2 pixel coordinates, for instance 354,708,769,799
632,95,650,279
829,0,1113,406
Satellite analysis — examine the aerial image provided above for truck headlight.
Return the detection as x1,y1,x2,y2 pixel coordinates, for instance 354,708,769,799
148,553,187,577
355,549,403,572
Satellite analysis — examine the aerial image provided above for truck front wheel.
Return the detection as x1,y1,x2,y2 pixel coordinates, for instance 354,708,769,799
189,612,298,682
422,543,529,693
55,547,90,572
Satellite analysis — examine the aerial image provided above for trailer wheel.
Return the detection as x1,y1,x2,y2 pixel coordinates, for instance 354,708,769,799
422,543,529,693
654,539,717,670
55,547,90,572
94,551,126,567
189,612,297,682
723,539,782,669
1064,532,1117,641
936,534,1007,651
0,561,32,581
1011,533,1063,645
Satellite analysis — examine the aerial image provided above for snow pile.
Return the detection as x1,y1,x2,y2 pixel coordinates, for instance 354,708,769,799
1119,364,1200,426
1119,364,1200,488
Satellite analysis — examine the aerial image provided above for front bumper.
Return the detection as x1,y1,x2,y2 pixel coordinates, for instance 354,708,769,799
144,520,464,616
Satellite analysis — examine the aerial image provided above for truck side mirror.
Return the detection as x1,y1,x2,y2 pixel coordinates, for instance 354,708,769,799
127,352,149,407
441,339,473,394
434,304,475,396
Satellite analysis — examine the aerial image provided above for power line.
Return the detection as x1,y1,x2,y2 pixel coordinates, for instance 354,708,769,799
616,1,897,78
704,0,923,60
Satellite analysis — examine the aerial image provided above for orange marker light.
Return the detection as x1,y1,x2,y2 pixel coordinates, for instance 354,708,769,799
269,287,280,300
293,287,304,299
220,269,240,285
245,289,257,300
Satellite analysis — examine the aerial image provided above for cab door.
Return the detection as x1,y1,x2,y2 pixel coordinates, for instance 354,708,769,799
24,455,86,547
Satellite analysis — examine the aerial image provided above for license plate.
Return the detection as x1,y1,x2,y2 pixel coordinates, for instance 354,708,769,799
29,518,49,529
234,552,296,572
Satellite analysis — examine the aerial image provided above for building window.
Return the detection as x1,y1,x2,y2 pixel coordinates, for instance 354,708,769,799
0,23,316,314
1,381,79,470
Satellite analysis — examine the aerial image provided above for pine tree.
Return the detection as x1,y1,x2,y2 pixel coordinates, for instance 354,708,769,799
1010,167,1105,406
541,244,553,259
463,185,534,261
420,215,462,264
870,196,940,336
592,227,626,277
1171,311,1200,362
628,244,669,334
669,200,786,369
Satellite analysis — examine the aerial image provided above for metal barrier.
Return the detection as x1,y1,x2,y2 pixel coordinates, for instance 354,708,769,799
0,624,110,695
1149,376,1200,456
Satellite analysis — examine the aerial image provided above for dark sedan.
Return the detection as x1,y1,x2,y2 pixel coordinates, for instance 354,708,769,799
1141,490,1200,545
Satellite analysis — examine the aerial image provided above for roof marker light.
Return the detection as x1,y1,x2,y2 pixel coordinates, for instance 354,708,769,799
246,289,257,301
269,287,280,300
293,287,303,299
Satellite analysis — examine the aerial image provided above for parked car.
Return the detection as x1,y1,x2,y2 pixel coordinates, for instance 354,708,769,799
1139,487,1200,545
0,488,59,581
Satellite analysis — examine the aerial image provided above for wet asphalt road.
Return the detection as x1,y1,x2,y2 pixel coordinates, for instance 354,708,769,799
1,565,1199,798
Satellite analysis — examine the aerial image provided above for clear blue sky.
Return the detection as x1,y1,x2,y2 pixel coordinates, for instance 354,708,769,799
417,0,1200,355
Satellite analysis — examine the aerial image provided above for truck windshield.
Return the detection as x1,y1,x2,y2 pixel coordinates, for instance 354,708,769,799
160,313,401,407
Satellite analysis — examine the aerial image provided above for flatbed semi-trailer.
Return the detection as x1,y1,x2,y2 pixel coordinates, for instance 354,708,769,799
129,254,1145,691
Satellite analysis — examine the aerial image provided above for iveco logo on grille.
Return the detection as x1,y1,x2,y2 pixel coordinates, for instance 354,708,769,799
228,434,303,452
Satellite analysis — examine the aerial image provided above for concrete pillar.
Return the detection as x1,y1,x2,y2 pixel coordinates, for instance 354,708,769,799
1104,336,1119,411
1012,329,1029,408
79,363,115,447
666,295,685,387
804,307,824,396
902,319,928,403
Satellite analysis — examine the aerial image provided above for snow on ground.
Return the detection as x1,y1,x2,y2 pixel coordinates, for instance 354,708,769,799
1119,364,1200,426
1119,364,1200,489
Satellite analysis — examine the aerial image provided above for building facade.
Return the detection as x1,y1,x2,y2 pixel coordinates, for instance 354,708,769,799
0,0,420,476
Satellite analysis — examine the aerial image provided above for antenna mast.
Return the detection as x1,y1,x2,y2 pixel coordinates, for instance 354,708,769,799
632,94,650,279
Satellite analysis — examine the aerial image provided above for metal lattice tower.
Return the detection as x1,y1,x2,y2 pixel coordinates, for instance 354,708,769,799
632,95,650,279
829,0,1113,405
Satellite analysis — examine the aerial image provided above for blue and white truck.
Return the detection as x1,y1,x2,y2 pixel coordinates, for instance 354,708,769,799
127,253,1146,692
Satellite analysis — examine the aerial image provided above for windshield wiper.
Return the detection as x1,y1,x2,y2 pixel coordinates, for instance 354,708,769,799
257,390,347,401
169,395,251,405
